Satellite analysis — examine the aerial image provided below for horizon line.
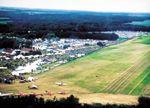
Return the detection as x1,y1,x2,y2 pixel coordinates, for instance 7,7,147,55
1,6,150,14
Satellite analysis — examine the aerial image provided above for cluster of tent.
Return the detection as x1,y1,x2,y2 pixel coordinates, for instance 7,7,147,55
12,59,42,76
19,77,38,83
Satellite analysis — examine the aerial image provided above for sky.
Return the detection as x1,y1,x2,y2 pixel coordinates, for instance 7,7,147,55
0,0,150,13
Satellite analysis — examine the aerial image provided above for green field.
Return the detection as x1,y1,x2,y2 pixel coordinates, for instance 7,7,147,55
127,20,150,27
0,21,13,24
0,36,150,97
0,17,12,24
0,17,10,20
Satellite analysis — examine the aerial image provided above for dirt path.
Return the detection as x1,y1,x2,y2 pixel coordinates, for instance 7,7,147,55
42,93,138,105
79,93,138,105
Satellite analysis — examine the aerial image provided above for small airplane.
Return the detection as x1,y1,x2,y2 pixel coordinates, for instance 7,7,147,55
0,92,13,96
18,92,28,96
57,90,67,95
29,93,43,96
44,91,54,96
55,82,67,86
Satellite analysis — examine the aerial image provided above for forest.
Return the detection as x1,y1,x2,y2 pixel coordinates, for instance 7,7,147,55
0,7,150,40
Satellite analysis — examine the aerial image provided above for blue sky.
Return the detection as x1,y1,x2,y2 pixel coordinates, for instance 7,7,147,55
0,0,150,13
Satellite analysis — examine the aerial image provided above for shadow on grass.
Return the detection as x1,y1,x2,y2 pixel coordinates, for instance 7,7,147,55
0,95,150,108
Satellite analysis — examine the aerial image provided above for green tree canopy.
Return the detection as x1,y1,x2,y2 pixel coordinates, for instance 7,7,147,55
0,69,12,79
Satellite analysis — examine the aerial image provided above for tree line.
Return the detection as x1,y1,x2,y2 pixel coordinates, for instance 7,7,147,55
0,95,150,108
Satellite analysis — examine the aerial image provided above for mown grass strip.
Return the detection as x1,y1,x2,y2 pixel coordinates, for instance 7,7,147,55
130,67,150,95
121,66,150,95
116,57,150,94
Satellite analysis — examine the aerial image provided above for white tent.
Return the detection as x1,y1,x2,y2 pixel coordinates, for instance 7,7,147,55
29,85,38,89
12,59,42,76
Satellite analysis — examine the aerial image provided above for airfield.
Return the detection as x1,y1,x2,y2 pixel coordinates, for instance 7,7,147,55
0,36,150,104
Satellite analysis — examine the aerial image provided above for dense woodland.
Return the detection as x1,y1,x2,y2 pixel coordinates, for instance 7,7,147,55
0,37,32,48
0,95,150,108
0,7,150,40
